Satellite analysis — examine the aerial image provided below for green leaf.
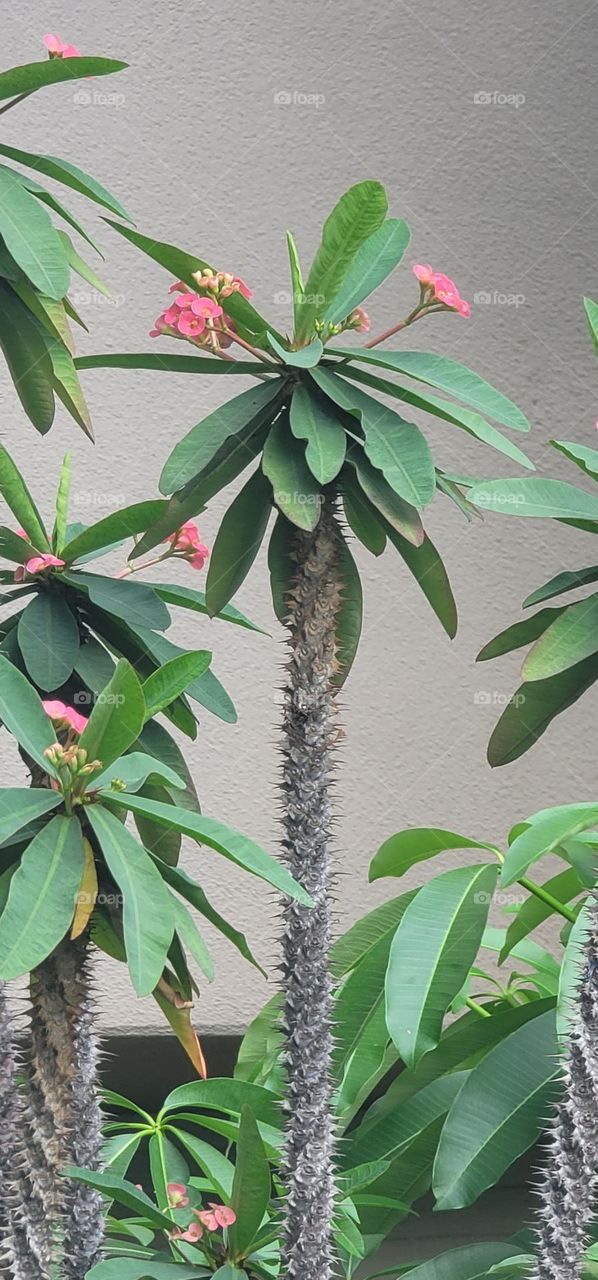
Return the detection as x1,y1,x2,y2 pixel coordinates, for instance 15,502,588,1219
584,296,598,354
469,476,598,521
344,1072,466,1171
76,352,262,375
332,891,418,978
386,863,497,1068
151,583,262,634
87,805,174,996
18,593,79,691
267,514,294,624
102,1132,144,1180
311,368,435,508
44,333,93,438
0,56,127,102
75,636,116,692
167,1127,235,1200
384,524,457,638
551,438,598,481
0,142,131,222
0,444,49,549
0,282,55,432
268,333,323,367
171,897,214,981
95,752,185,795
500,868,582,961
370,828,498,883
348,449,424,547
67,1168,175,1232
22,178,101,255
432,1009,560,1209
153,859,263,972
334,349,529,431
286,230,305,332
206,468,272,615
67,572,170,632
88,1262,201,1280
142,652,212,721
0,816,84,978
389,1244,526,1280
58,230,110,296
0,165,69,299
79,659,146,772
62,502,168,563
229,1107,271,1258
296,181,388,341
324,219,410,325
342,468,386,556
162,1077,281,1125
0,653,58,768
524,566,598,609
125,627,235,725
333,538,363,688
522,594,598,680
487,655,598,766
263,414,322,530
500,803,598,887
53,452,71,552
105,791,311,906
160,380,285,495
477,608,564,662
289,382,346,483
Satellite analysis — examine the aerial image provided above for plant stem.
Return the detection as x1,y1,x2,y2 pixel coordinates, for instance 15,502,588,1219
279,498,342,1280
0,983,45,1280
464,996,492,1018
364,305,427,349
220,326,281,367
0,90,33,115
518,875,577,924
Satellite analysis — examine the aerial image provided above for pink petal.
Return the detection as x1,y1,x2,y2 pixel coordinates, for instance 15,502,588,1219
43,33,62,51
42,700,67,722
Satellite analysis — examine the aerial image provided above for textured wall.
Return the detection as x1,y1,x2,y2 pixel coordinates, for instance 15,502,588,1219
2,0,598,1036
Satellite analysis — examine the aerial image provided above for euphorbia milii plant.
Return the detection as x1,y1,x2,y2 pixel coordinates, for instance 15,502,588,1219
80,179,533,1280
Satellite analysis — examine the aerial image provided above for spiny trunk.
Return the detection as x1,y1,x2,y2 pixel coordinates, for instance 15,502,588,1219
279,500,341,1280
23,938,103,1280
532,917,598,1280
0,982,45,1280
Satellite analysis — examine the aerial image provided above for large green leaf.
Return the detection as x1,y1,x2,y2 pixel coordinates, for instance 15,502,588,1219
551,438,598,482
106,791,311,905
171,896,213,981
0,143,131,222
349,449,424,547
522,594,598,680
0,282,55,431
311,368,435,508
229,1107,271,1259
76,352,263,376
390,1244,526,1280
385,524,457,638
87,805,174,996
151,583,262,634
79,659,146,771
18,593,80,690
487,654,598,766
296,181,388,341
469,476,598,521
432,1009,560,1208
62,501,168,563
268,333,323,367
524,566,598,609
160,380,285,495
332,890,418,978
44,333,93,438
289,382,346,484
94,752,185,795
0,653,57,768
0,165,69,299
333,537,363,687
162,1077,281,1125
0,57,127,102
142,652,212,721
66,1168,175,1232
0,788,62,846
0,445,49,549
67,572,170,632
0,816,84,978
323,218,410,325
334,349,529,431
477,608,564,662
342,466,386,556
500,803,598,887
167,1127,235,1200
263,415,322,531
386,863,497,1067
154,858,262,972
206,468,272,614
88,1262,200,1280
343,1072,466,1170
370,828,498,882
126,626,235,725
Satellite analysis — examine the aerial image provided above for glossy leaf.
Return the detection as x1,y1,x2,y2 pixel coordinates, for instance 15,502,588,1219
66,1169,175,1232
79,659,146,772
106,791,311,905
349,449,424,547
206,468,272,615
53,451,71,552
171,897,213,981
392,1244,526,1280
0,654,58,768
0,142,131,222
229,1107,271,1258
167,1128,234,1200
0,164,69,299
0,282,55,431
68,572,170,632
296,180,388,341
523,566,598,609
87,805,174,996
324,218,410,325
154,858,263,972
432,1009,560,1209
334,348,529,431
385,524,457,638
142,652,212,721
342,468,386,556
386,863,497,1067
0,445,49,549
523,594,598,680
370,827,498,883
62,501,168,562
150,583,262,633
0,788,61,847
268,333,323,367
127,627,235,725
487,654,598,766
289,382,346,483
469,476,598,521
76,352,263,375
162,1076,281,1125
95,752,185,795
0,817,84,978
45,334,93,438
500,868,582,961
477,608,564,662
500,803,598,887
333,538,363,687
263,415,321,530
18,593,80,690
0,56,127,102
161,380,285,495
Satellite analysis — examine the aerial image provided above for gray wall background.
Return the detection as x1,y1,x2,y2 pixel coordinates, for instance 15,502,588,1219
2,0,598,1038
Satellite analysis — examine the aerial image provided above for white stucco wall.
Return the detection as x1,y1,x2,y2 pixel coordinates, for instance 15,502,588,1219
2,0,597,1034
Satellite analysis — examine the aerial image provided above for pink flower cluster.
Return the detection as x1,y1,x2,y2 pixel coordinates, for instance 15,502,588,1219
164,521,209,571
150,273,252,351
42,700,88,736
166,1184,236,1244
13,534,65,582
43,33,81,58
348,305,371,333
412,264,470,318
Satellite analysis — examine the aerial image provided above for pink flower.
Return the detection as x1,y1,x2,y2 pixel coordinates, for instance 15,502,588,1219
230,276,252,300
43,33,81,58
167,1183,190,1208
413,263,436,286
197,1202,237,1231
25,554,65,575
412,264,470,318
42,701,89,736
180,1222,203,1243
164,522,210,571
349,306,371,333
177,311,208,338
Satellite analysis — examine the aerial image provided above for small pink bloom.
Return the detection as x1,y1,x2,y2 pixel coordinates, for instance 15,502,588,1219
180,1222,203,1243
197,1202,236,1231
43,33,81,58
25,554,65,575
413,263,436,286
64,708,88,735
169,281,190,294
190,296,223,320
42,701,88,736
167,1183,190,1208
457,298,471,318
189,546,210,570
349,306,370,333
413,264,470,318
232,276,252,300
43,700,68,722
177,311,207,338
